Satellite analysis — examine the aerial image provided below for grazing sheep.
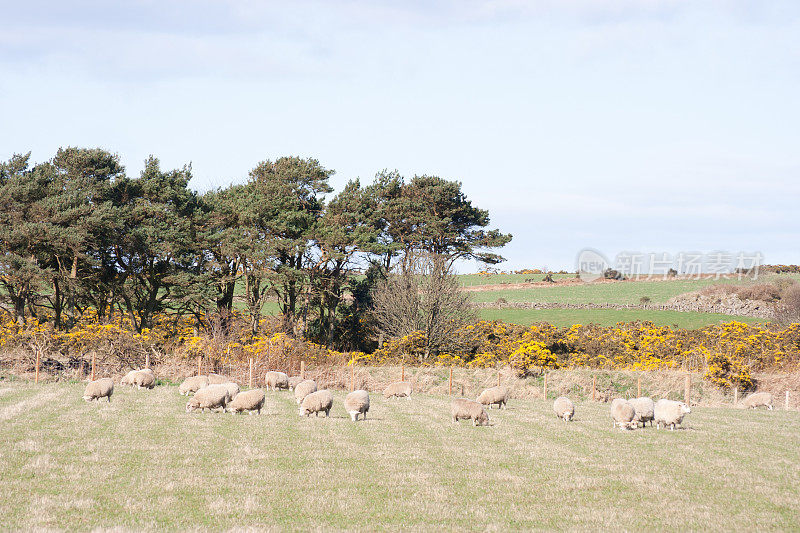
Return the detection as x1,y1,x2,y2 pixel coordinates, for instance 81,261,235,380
300,390,334,417
294,380,318,405
265,371,290,391
740,392,774,410
610,398,637,430
207,373,233,385
553,396,575,422
629,397,655,427
451,398,490,426
654,399,691,430
226,389,266,415
217,382,240,400
186,385,228,413
344,390,370,421
477,386,508,409
179,375,210,396
140,368,154,375
120,370,137,386
83,378,114,402
132,370,156,389
288,376,304,390
383,381,413,399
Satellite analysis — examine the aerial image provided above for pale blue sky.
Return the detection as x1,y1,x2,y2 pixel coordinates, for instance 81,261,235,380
1,1,798,272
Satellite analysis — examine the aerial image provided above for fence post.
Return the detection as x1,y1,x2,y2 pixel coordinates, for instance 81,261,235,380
592,375,596,402
684,374,691,405
543,372,548,400
300,360,305,380
734,387,738,406
91,351,96,381
401,361,405,382
35,349,41,384
145,351,150,370
197,356,202,377
637,377,641,398
786,390,790,411
249,358,253,388
449,366,453,396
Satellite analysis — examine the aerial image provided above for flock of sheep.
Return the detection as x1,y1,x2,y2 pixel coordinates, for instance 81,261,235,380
81,369,778,429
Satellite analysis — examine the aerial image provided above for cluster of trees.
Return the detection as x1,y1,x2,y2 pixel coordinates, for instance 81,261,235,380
0,147,511,351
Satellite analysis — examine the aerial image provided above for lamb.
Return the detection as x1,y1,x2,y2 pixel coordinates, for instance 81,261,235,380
83,378,114,402
553,396,575,421
344,390,370,421
265,371,290,391
740,392,773,410
294,380,318,405
207,373,233,385
629,397,655,427
132,370,156,389
226,389,266,415
185,385,228,413
610,398,637,430
451,398,490,426
299,389,334,417
288,376,304,390
383,381,413,399
178,375,209,395
477,386,508,409
654,399,691,430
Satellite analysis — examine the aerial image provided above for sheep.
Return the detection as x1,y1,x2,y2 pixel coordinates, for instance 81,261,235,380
226,389,266,415
629,397,655,427
265,371,290,391
383,381,413,399
179,375,210,396
217,381,240,400
299,390,334,417
610,398,637,430
294,380,318,405
288,376,304,391
553,396,575,422
83,378,114,402
477,386,508,409
344,390,370,421
740,392,774,410
120,370,137,386
140,368,154,375
207,373,233,385
451,398,490,426
185,385,228,413
132,370,156,389
654,399,691,430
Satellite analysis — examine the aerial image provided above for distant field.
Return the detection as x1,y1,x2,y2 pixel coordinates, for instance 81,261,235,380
1,381,798,530
478,308,767,329
458,272,574,286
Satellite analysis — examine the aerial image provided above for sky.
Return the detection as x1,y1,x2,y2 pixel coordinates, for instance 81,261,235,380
1,0,798,273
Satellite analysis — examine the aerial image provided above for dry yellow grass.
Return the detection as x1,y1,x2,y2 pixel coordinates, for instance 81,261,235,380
0,379,798,530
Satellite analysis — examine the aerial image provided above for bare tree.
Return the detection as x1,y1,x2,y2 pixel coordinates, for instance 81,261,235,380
371,252,475,360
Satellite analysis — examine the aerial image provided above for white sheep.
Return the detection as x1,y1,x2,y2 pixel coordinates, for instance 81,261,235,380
120,370,137,386
288,376,304,391
383,381,412,399
477,386,508,409
294,379,318,405
218,382,240,400
185,385,228,413
83,378,114,402
610,398,636,430
265,371,290,391
207,373,232,385
553,396,575,421
179,375,210,396
226,389,266,415
300,389,334,417
344,390,370,421
132,370,156,389
629,397,655,427
740,392,773,410
451,398,490,426
654,399,691,430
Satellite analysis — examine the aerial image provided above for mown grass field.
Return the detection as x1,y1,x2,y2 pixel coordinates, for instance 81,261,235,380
478,308,767,328
2,380,798,530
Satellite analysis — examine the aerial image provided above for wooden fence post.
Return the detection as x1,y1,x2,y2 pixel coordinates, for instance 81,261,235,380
401,361,405,382
197,356,202,377
684,374,691,405
592,375,596,402
449,366,453,396
734,387,738,406
249,358,253,388
145,352,150,370
300,360,305,380
786,390,790,411
91,351,96,381
543,372,548,400
35,349,41,384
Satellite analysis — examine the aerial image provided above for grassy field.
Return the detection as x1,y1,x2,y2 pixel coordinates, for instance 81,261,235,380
478,308,767,328
2,380,798,530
